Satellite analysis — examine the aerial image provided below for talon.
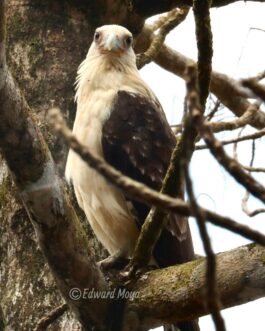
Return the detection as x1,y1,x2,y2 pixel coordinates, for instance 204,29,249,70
98,251,129,270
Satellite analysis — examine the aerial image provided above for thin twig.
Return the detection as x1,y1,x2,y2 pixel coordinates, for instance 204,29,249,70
242,140,265,217
205,210,265,244
196,128,265,150
137,6,189,69
243,165,265,173
206,100,222,121
192,0,226,329
183,99,224,331
186,99,265,205
34,304,68,331
185,167,223,328
233,127,245,161
48,108,265,247
242,191,265,217
210,104,259,133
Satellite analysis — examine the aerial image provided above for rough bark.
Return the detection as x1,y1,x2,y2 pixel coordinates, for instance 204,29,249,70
0,42,109,331
125,243,265,330
1,1,106,330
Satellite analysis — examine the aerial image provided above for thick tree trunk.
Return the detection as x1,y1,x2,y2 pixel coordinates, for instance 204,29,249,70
1,2,95,330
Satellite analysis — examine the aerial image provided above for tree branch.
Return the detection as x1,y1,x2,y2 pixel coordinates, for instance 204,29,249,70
124,243,265,330
34,304,69,331
242,191,265,217
186,3,225,326
135,28,265,130
196,127,265,150
209,103,260,133
136,6,189,69
242,78,265,101
243,165,265,173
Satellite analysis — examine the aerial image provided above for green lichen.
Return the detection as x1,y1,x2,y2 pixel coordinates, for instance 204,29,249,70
171,257,203,290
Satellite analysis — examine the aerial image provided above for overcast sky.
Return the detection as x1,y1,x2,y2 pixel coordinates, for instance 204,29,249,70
140,2,265,330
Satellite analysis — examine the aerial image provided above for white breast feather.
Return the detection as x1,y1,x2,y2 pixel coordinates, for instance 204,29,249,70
65,52,154,256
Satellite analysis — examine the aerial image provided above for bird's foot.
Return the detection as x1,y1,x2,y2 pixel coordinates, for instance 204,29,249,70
120,260,157,284
98,251,129,271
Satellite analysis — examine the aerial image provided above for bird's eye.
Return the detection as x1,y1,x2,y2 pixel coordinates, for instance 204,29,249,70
94,31,101,41
125,36,133,47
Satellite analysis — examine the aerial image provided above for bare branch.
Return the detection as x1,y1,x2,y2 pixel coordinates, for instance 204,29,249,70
185,169,225,331
206,100,222,121
137,6,189,69
34,304,68,331
186,2,225,323
135,28,265,129
209,103,260,133
196,128,265,150
125,243,265,330
242,77,265,101
242,191,265,217
241,141,265,217
193,0,213,108
185,71,265,205
243,165,265,173
201,116,265,204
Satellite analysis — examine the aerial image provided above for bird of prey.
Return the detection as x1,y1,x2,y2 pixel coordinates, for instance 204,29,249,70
65,24,199,331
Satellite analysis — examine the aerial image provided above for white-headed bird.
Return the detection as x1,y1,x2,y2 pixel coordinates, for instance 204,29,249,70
65,24,199,331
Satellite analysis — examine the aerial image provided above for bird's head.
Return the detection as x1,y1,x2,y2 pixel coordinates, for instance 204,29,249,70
87,25,136,64
75,25,143,101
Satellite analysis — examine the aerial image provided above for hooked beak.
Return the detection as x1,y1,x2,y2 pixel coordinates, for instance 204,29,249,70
103,33,122,52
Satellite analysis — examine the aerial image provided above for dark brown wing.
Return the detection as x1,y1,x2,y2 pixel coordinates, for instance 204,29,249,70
102,90,195,266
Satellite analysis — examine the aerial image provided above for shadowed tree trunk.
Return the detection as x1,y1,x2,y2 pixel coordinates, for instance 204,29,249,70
2,2,95,329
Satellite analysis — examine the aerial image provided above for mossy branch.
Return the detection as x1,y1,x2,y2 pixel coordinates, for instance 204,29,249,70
125,243,265,330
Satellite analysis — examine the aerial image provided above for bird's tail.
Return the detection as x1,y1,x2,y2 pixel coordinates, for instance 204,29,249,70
164,320,200,331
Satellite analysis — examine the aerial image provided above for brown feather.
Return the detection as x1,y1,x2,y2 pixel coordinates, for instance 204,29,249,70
102,90,195,266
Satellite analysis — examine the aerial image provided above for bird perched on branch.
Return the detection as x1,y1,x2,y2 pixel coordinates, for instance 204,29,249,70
65,24,199,331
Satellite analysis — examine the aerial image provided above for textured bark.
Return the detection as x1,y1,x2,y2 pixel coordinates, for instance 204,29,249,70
125,244,265,330
0,52,109,331
1,1,106,330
